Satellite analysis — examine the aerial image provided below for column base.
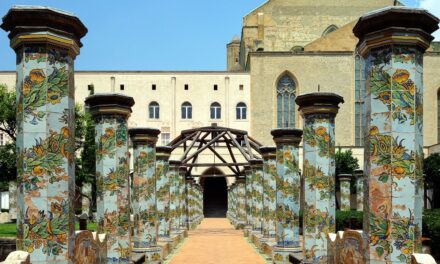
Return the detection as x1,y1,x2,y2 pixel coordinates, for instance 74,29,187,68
272,246,301,264
259,236,276,254
132,246,162,264
243,225,252,237
158,237,174,259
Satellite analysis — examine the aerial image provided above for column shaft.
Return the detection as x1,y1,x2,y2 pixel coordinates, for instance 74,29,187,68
2,7,87,263
353,8,438,263
296,92,343,263
271,129,303,264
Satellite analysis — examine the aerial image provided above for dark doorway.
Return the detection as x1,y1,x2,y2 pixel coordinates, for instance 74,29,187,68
202,177,227,217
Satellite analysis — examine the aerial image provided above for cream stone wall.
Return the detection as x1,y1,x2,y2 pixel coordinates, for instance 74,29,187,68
249,52,355,147
239,0,399,67
0,71,251,177
423,53,440,147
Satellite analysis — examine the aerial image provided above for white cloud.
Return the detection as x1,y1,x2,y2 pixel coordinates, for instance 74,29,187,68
419,0,440,39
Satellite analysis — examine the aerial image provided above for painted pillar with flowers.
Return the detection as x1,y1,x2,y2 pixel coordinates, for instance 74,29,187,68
354,169,364,211
1,7,87,263
353,7,439,263
250,159,264,234
338,174,351,211
270,129,303,264
8,181,17,221
81,183,92,216
244,165,253,236
128,128,162,263
259,147,277,243
236,177,246,228
296,92,344,263
86,94,134,263
185,177,194,229
179,166,188,233
155,146,172,241
168,160,181,237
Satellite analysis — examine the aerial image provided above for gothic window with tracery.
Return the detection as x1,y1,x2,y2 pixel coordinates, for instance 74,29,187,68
277,74,296,128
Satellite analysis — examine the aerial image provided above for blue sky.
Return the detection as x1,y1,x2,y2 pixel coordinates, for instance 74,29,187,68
0,0,431,71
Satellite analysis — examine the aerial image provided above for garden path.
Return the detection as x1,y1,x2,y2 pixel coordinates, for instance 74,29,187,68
168,218,267,264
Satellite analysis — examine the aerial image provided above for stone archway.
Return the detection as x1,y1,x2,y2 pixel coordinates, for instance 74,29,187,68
200,167,228,217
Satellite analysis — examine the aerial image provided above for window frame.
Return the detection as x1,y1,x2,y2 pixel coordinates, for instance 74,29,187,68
210,102,221,120
148,101,160,120
181,101,192,120
236,102,247,120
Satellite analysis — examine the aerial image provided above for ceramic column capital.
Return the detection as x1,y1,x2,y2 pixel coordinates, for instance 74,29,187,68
156,146,172,161
259,146,277,160
1,6,87,56
353,7,439,56
295,92,344,117
85,93,135,119
271,128,303,146
129,127,160,145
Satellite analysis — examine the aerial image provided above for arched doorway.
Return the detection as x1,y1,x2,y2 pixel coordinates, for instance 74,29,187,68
200,168,228,217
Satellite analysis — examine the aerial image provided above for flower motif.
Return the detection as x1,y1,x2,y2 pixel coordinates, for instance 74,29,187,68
29,69,45,84
32,166,45,176
316,126,326,136
370,126,379,136
47,89,61,105
61,127,70,138
377,91,391,105
105,128,115,137
392,69,410,84
393,166,406,179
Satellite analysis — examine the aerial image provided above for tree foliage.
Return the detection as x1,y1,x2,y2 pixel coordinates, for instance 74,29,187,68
0,84,16,141
0,143,16,190
335,148,359,176
424,153,440,208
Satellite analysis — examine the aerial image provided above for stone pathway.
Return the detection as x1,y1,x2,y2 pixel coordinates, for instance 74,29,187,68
168,218,267,264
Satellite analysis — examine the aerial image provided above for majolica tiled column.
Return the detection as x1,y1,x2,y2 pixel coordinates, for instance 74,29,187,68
236,177,246,228
353,7,438,263
296,92,344,263
338,174,351,211
2,7,87,263
354,169,364,211
250,159,264,234
185,178,194,229
128,128,162,262
86,94,134,263
81,183,92,216
155,147,172,241
178,167,188,233
8,181,17,221
169,160,181,237
244,165,253,236
260,147,277,243
271,129,303,263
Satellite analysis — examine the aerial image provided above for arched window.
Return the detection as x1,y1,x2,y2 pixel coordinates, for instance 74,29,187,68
210,102,221,119
355,53,366,146
236,102,247,120
181,102,192,119
277,73,296,128
322,25,339,37
149,101,160,119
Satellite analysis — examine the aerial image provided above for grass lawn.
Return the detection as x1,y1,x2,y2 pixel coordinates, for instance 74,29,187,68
0,222,97,238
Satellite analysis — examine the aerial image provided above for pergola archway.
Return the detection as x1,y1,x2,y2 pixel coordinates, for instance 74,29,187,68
168,124,262,178
168,124,262,216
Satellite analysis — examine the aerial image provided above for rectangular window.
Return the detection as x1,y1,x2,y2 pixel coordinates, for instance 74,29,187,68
0,133,3,146
161,133,171,146
87,84,93,91
355,54,366,146
120,84,125,91
152,84,156,90
184,84,189,90
239,84,244,91
214,84,218,91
